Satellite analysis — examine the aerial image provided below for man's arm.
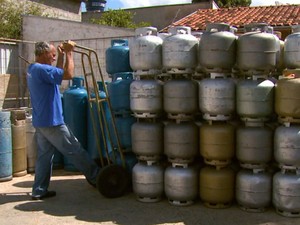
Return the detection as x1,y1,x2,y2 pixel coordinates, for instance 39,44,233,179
62,41,75,80
56,44,64,69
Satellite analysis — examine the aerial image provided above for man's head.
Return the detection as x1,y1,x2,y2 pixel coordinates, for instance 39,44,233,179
35,41,56,65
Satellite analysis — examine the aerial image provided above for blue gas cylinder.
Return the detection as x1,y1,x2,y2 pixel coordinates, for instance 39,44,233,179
109,151,137,173
63,77,88,171
106,39,132,76
0,111,12,182
108,72,133,114
109,114,136,151
87,81,112,162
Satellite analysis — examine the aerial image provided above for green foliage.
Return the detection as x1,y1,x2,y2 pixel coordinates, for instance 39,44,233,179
0,0,46,39
90,9,151,29
192,0,251,7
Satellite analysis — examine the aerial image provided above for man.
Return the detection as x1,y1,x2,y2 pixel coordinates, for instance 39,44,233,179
27,41,99,200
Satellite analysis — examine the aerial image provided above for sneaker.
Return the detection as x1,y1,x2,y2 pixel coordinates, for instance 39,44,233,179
32,191,56,200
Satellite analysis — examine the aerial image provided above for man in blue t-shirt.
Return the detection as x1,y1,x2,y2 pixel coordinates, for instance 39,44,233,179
27,41,99,200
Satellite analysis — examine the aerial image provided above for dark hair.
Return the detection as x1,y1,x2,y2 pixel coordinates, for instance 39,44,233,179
34,41,51,56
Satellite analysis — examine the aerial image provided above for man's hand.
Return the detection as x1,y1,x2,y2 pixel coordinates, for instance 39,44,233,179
57,43,64,56
62,40,76,52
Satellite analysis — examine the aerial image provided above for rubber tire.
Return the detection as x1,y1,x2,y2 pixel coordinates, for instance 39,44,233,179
96,164,130,198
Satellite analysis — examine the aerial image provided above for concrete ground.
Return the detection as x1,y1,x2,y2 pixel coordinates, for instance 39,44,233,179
1,169,300,225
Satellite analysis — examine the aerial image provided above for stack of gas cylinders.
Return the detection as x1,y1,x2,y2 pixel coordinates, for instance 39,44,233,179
122,22,300,217
272,25,300,217
130,27,165,202
234,23,276,213
0,108,36,182
105,39,137,170
198,23,237,209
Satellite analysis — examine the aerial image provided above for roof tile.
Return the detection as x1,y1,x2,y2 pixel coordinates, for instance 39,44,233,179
163,4,300,31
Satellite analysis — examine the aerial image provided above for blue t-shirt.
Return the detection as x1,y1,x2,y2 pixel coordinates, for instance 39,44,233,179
27,63,64,127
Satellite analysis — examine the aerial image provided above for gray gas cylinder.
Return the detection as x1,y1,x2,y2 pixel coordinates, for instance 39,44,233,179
163,79,198,120
274,31,285,74
237,23,278,74
25,110,37,173
236,76,275,122
199,73,236,121
274,125,300,170
131,121,164,161
273,170,300,217
200,121,235,167
236,124,273,169
132,161,164,203
284,25,300,69
130,79,163,118
162,26,199,74
164,121,198,164
198,23,237,73
164,164,198,206
236,169,272,212
129,27,163,75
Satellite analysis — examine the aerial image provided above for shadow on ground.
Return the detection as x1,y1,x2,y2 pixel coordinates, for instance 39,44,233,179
1,177,299,225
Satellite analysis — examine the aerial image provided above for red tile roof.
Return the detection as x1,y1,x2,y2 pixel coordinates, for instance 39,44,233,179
163,4,300,31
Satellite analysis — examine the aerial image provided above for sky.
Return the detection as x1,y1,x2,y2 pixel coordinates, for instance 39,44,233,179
82,0,299,11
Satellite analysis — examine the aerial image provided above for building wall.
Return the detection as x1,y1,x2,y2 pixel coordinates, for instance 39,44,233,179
0,40,32,109
82,2,217,31
0,15,135,109
22,15,135,82
22,15,135,42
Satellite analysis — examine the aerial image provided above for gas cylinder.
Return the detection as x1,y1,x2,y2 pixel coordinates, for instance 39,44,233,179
237,23,278,74
12,119,27,177
236,169,272,212
198,23,237,73
284,25,300,69
129,27,163,75
106,39,132,76
236,76,275,121
63,77,88,171
164,121,198,164
164,164,198,206
109,114,136,151
0,111,12,182
25,109,37,173
162,26,199,74
273,170,300,217
107,72,133,114
273,30,285,74
130,79,163,118
200,122,235,167
274,125,300,170
131,121,164,161
199,74,236,121
199,166,235,208
236,124,273,169
87,81,108,161
275,78,300,122
164,79,198,120
132,161,164,202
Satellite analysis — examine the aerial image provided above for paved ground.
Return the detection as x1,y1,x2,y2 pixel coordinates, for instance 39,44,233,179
1,169,300,225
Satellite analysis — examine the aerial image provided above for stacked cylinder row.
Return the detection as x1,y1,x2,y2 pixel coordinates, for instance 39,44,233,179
105,23,300,216
0,108,36,182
